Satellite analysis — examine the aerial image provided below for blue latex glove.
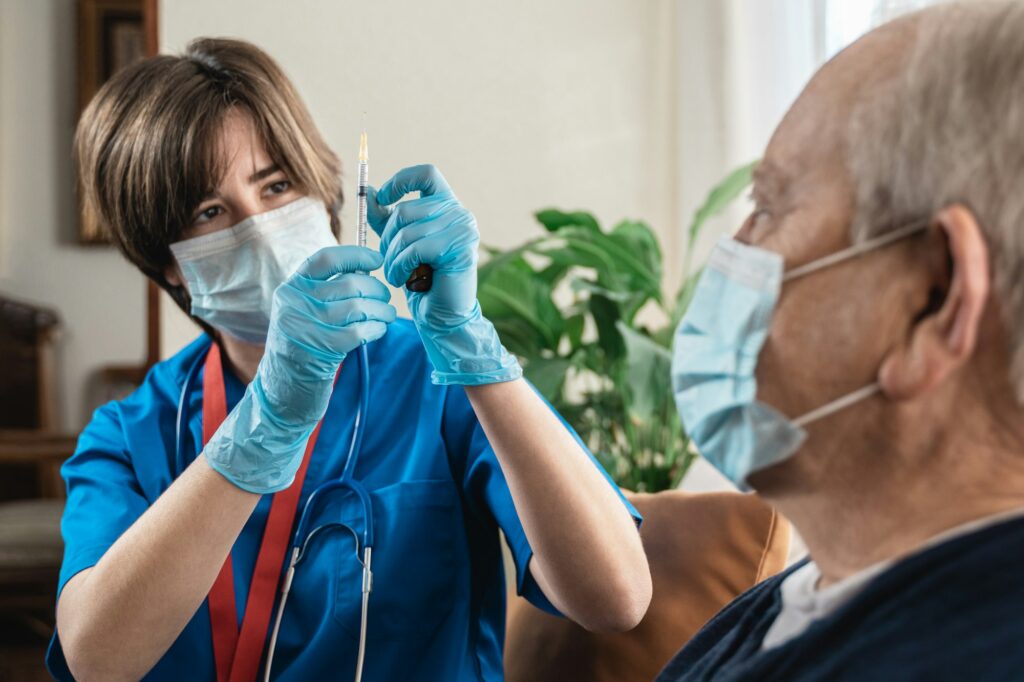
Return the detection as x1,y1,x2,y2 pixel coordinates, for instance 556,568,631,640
204,246,396,493
368,164,521,385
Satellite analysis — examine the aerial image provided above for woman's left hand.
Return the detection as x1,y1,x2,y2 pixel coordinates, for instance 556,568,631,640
369,164,521,386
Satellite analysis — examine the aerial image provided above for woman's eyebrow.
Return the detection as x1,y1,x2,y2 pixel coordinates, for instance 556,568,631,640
248,163,282,183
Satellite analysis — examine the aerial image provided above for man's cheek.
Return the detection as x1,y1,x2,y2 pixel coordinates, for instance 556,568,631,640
756,321,811,417
756,293,837,416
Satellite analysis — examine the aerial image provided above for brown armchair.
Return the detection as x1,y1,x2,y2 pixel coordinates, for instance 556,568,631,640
505,490,790,681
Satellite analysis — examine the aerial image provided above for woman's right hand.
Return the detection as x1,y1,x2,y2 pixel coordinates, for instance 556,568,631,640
205,245,396,494
261,245,395,422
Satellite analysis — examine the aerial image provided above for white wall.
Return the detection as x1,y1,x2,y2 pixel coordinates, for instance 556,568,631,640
674,0,820,281
0,0,149,431
159,0,681,355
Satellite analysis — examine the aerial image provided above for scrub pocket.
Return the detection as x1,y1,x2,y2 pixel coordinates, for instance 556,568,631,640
332,478,460,641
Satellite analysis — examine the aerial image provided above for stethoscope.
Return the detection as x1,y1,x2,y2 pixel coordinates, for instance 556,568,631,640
175,342,374,682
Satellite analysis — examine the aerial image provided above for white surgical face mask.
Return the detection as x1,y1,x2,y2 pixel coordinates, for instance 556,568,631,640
671,221,929,490
169,196,337,343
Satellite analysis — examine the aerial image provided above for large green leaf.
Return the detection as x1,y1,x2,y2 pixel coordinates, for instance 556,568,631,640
610,220,662,292
478,259,564,350
537,262,570,288
523,357,572,404
565,314,585,351
589,294,625,363
535,208,601,234
570,278,633,303
478,238,544,285
548,226,661,300
617,321,673,420
569,278,653,327
492,317,544,358
542,243,622,289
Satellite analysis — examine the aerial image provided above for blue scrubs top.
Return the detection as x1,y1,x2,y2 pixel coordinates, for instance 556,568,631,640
47,319,640,681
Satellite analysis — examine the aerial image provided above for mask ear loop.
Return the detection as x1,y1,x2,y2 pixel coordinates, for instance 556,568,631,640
792,383,881,428
783,220,931,283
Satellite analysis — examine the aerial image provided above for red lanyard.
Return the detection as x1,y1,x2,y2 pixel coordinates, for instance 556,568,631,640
201,343,323,682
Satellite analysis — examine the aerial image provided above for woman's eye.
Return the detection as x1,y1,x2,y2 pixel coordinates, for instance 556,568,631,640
267,180,290,195
194,205,222,223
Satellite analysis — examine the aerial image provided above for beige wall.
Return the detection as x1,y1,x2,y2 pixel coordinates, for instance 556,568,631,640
160,0,680,354
0,0,680,429
0,0,149,431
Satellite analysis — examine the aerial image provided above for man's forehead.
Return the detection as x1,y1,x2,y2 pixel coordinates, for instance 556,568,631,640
759,15,920,196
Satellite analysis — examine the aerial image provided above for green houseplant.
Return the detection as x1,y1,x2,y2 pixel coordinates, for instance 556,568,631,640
477,163,756,492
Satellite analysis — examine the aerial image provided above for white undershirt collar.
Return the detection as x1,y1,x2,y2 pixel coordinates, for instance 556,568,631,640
761,506,1024,651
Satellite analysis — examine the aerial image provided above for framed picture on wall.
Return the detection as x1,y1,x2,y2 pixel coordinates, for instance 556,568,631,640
77,0,149,243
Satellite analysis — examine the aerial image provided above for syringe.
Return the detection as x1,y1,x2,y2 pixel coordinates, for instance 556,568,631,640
357,130,369,250
351,128,372,682
356,127,433,292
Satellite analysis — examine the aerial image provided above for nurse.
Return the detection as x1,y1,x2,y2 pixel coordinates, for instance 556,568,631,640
49,38,651,681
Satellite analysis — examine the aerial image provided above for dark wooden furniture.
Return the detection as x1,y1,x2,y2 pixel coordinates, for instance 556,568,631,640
0,296,77,663
0,296,59,432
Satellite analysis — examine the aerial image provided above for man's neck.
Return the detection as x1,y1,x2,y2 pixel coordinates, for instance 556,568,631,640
764,452,1024,589
217,333,265,385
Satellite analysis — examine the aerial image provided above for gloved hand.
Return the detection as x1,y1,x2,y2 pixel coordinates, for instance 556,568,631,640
368,164,521,385
204,246,396,493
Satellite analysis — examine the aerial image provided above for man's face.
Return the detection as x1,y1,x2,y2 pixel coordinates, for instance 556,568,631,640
738,25,934,492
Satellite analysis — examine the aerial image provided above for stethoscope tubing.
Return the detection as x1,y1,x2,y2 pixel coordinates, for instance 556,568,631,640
174,340,374,681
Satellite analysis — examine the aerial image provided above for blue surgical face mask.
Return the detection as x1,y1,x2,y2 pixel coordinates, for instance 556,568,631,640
671,221,928,490
169,196,337,344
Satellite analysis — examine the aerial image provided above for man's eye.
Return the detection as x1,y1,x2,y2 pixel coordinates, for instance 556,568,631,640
268,180,290,195
741,210,768,229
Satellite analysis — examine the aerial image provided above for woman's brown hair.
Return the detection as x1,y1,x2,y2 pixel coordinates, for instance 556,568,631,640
75,37,343,317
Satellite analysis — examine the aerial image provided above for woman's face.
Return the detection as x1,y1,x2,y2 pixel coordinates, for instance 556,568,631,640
165,107,302,286
186,108,301,238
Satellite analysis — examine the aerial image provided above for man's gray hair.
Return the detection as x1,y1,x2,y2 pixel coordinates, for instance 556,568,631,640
848,0,1024,396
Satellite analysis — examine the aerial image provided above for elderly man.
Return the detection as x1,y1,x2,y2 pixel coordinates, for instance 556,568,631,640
663,2,1024,680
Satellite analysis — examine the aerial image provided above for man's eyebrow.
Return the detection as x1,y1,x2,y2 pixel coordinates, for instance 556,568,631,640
752,160,788,199
249,163,282,183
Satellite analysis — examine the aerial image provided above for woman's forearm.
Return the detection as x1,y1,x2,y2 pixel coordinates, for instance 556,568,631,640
465,379,652,632
56,455,259,681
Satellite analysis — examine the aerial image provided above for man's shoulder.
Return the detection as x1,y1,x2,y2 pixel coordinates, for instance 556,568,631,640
657,517,1024,681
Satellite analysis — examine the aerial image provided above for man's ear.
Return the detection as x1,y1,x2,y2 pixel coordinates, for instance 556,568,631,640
879,205,990,400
